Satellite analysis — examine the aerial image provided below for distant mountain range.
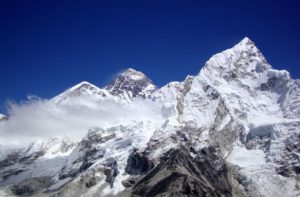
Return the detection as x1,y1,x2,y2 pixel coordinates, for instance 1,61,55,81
0,37,299,197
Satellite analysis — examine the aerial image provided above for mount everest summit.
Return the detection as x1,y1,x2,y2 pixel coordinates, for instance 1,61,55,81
0,37,300,197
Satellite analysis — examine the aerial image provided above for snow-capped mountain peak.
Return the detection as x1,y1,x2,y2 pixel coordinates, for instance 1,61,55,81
233,37,266,60
199,37,271,85
105,68,157,99
53,81,112,104
53,68,157,105
236,36,254,47
1,38,300,197
120,68,146,80
68,81,98,92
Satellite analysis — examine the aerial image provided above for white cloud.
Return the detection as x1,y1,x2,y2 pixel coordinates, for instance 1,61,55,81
0,96,163,147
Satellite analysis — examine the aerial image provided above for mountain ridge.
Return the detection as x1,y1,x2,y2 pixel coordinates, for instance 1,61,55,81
0,37,299,197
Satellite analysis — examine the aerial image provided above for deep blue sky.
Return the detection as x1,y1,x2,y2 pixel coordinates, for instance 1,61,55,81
0,0,299,112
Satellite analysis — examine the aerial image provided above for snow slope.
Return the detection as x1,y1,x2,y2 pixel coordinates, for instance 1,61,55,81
53,81,116,104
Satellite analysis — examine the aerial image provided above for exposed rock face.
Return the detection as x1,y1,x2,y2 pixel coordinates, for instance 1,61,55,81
103,157,119,187
0,137,74,186
11,177,53,196
125,148,154,175
274,131,300,177
131,146,232,197
105,68,157,99
59,128,114,180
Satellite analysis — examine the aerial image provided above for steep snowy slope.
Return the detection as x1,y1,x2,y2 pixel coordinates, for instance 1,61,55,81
148,37,300,197
53,81,115,104
0,37,299,197
198,38,300,196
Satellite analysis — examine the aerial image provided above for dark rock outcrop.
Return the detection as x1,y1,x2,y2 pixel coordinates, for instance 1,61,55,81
103,157,119,187
131,146,232,197
105,68,157,98
276,133,300,177
125,148,154,175
59,128,114,180
11,177,52,196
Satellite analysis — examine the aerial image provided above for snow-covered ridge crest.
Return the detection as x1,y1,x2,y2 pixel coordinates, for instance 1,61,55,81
53,68,157,104
53,81,114,104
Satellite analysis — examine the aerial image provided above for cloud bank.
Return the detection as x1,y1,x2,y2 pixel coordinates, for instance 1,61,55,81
0,96,163,147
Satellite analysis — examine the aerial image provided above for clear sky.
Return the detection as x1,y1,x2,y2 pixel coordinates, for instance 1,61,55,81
0,0,299,112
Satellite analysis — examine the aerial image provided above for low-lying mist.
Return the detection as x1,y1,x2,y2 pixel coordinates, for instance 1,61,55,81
0,96,164,147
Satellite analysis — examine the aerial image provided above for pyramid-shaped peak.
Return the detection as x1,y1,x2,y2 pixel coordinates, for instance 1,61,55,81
68,81,100,92
106,68,157,98
53,81,110,104
199,36,270,78
120,68,147,80
240,36,253,44
123,68,140,73
232,36,258,51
